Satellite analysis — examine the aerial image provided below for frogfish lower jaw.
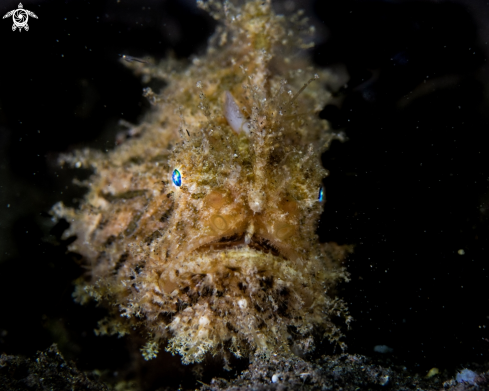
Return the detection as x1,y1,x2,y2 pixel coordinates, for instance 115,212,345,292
174,219,302,262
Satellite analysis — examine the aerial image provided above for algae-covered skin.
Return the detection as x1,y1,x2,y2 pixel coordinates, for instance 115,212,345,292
52,0,351,365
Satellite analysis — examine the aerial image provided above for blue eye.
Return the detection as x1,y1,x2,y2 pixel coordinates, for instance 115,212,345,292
318,187,324,202
172,169,182,187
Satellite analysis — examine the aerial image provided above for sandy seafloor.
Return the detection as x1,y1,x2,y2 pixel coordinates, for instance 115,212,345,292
2,0,489,389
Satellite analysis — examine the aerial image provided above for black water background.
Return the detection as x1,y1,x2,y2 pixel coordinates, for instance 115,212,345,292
0,0,489,388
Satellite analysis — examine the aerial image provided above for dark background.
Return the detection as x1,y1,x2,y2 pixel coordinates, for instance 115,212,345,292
1,0,489,388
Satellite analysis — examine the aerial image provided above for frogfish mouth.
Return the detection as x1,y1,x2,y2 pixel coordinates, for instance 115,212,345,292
52,0,352,365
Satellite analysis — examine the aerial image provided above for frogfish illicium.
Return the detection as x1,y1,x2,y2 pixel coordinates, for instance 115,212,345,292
52,0,352,365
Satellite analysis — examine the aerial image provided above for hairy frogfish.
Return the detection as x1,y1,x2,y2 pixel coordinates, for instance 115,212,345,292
52,0,352,364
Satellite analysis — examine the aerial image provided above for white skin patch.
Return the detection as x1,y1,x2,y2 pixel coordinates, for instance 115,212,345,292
237,299,247,309
199,316,210,326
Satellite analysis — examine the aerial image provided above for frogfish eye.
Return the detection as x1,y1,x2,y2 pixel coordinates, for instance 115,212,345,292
172,169,182,187
318,186,324,202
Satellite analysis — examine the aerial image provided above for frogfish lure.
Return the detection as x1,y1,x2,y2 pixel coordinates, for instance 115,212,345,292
52,0,352,365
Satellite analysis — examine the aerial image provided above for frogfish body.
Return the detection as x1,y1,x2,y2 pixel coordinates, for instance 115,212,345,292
52,0,351,364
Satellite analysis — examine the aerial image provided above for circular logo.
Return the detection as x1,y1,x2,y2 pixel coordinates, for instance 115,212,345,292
12,9,28,28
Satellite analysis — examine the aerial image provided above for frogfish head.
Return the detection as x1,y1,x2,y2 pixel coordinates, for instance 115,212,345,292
167,89,327,265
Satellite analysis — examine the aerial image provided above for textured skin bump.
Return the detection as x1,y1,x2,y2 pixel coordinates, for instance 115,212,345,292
52,0,351,365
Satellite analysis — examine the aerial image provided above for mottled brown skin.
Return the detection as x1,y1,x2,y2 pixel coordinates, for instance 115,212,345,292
52,0,351,364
